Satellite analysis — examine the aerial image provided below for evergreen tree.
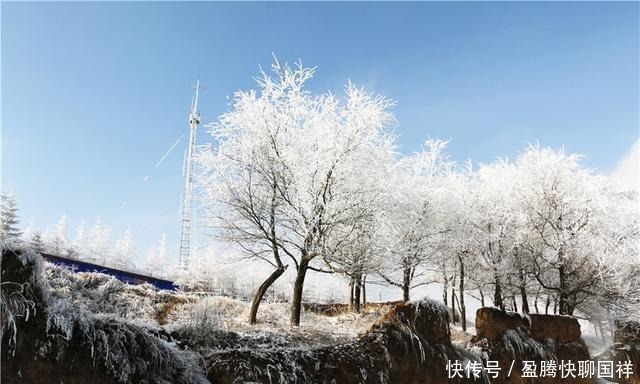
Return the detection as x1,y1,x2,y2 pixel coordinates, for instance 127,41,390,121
65,246,79,259
0,192,22,247
49,214,68,254
146,233,167,276
87,218,111,264
73,220,86,259
30,229,45,253
113,227,135,270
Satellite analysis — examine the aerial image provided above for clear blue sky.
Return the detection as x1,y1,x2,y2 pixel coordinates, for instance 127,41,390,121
2,2,638,264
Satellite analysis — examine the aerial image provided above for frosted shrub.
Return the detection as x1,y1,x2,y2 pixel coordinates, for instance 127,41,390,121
177,297,225,349
45,264,180,323
1,281,36,355
40,300,209,384
78,315,208,384
1,248,46,356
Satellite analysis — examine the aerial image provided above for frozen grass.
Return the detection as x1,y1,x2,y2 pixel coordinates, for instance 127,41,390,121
42,263,484,352
45,263,191,324
167,295,393,349
43,261,394,352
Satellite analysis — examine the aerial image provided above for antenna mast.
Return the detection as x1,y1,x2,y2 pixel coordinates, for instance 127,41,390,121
179,80,201,270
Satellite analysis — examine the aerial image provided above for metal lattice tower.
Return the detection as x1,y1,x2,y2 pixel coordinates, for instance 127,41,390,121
179,80,201,270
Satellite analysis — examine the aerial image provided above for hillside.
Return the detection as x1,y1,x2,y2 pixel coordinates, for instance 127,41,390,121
3,248,638,384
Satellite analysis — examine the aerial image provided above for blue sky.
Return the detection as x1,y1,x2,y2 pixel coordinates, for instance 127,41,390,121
2,2,638,264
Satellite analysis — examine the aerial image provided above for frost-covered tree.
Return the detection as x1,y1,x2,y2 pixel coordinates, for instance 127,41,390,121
322,216,382,312
199,58,396,325
21,220,35,247
378,139,454,303
437,167,481,329
0,192,21,247
428,145,640,322
174,247,242,293
573,185,640,320
513,145,634,316
72,220,87,259
113,227,135,270
468,159,522,311
30,229,45,254
146,233,167,276
87,218,111,264
198,65,293,323
48,214,68,255
65,246,80,260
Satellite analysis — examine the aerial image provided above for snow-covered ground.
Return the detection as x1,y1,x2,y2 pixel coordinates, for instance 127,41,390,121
45,262,394,349
167,295,392,347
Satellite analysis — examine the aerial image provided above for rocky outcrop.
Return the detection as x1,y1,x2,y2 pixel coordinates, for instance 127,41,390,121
1,248,209,384
475,307,530,342
207,300,489,384
474,308,592,384
529,314,582,343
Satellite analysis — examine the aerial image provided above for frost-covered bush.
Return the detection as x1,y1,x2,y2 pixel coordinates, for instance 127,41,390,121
1,248,45,355
171,297,226,350
1,281,36,355
71,314,207,383
2,248,210,384
45,263,187,323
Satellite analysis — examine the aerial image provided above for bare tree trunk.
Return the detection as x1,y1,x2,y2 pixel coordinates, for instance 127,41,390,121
558,264,568,315
458,255,466,332
451,276,458,324
442,271,449,307
493,267,504,310
607,311,615,339
519,268,530,314
353,276,361,313
249,266,286,324
451,289,456,324
361,275,367,306
290,258,310,326
249,176,287,325
545,295,550,314
452,289,461,325
479,289,485,307
402,266,411,302
348,280,355,310
565,294,576,316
